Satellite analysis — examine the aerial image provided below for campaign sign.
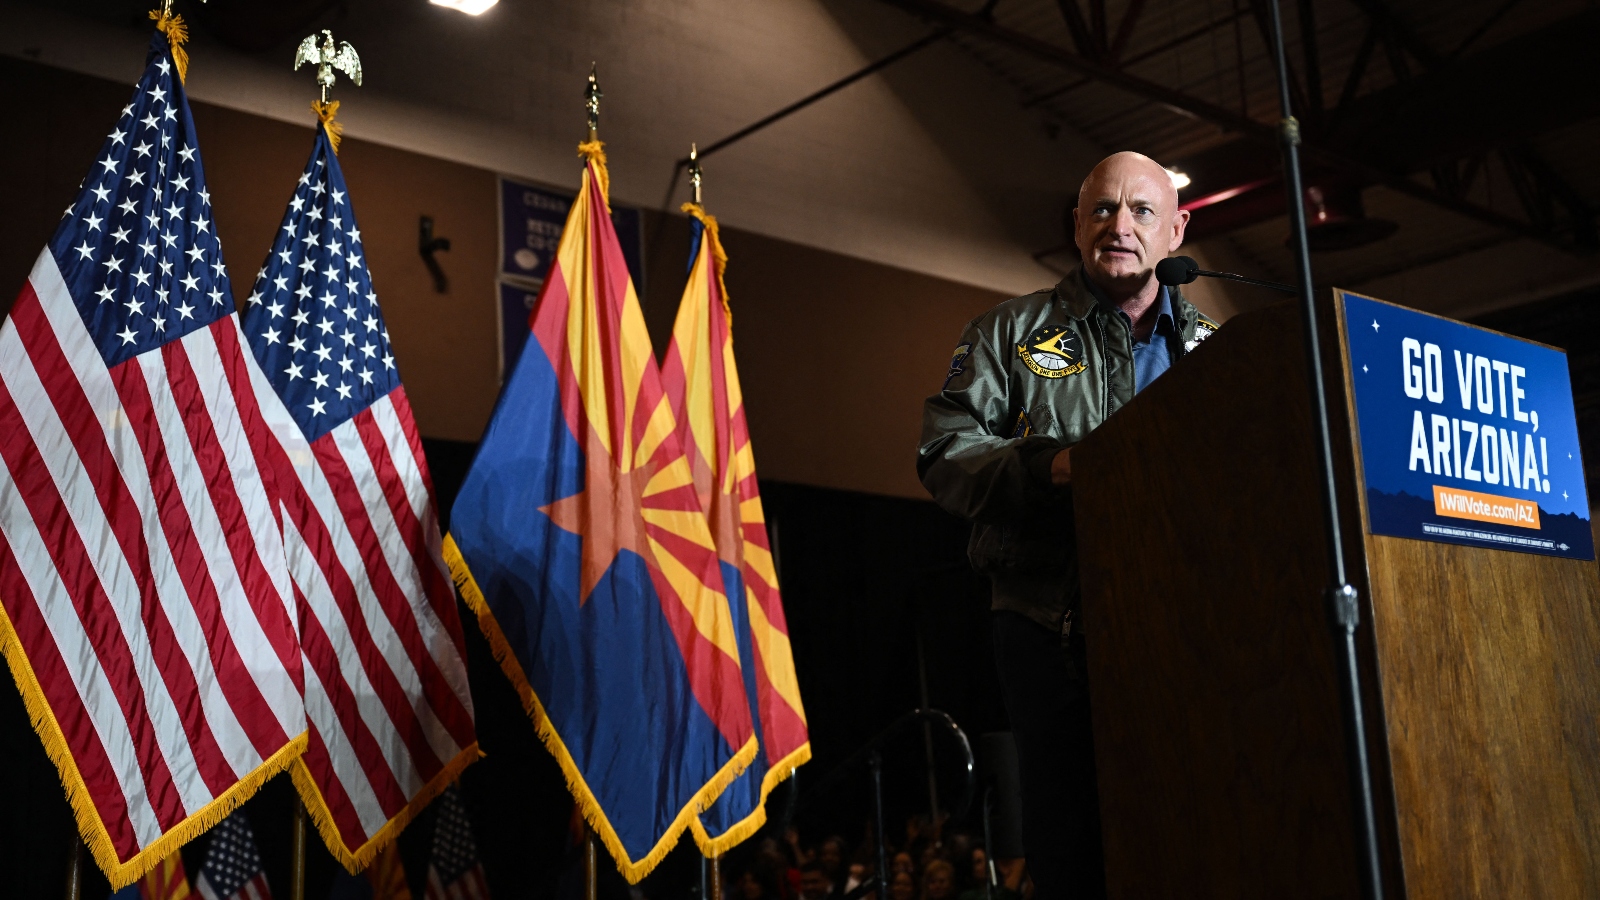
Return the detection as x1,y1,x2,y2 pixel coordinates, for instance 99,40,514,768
1341,290,1593,559
497,177,645,376
498,281,541,377
498,176,644,286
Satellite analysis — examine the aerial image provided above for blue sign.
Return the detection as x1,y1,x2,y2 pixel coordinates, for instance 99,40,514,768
498,281,540,377
497,176,645,376
1342,290,1593,559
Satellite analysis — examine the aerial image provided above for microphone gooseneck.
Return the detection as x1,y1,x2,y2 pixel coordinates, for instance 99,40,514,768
1156,256,1296,294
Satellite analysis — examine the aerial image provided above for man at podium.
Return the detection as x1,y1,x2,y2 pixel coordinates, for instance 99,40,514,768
918,151,1217,900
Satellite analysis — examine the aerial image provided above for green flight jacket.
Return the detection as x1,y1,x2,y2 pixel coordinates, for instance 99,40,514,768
917,266,1219,632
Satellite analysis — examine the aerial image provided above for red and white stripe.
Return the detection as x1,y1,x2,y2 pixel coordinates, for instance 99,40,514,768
246,360,476,860
0,250,305,864
195,872,271,900
425,863,491,900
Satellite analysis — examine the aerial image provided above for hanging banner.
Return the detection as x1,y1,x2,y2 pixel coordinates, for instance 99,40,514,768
497,177,644,374
1341,289,1593,559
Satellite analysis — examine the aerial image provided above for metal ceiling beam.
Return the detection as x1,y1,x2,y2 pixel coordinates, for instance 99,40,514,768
878,0,1270,135
1021,7,1249,108
1340,0,1444,69
874,0,1594,254
1054,0,1102,59
1108,0,1148,61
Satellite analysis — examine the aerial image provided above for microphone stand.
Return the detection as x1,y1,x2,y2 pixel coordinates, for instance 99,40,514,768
1264,3,1385,898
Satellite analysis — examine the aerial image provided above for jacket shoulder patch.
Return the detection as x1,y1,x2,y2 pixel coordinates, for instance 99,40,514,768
943,341,973,389
1185,317,1220,353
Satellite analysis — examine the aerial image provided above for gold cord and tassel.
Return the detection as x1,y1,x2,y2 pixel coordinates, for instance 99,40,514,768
681,202,733,324
312,100,344,154
577,140,611,211
148,8,190,83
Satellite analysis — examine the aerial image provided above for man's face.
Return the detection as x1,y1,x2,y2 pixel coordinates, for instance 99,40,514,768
800,870,831,900
1073,154,1189,293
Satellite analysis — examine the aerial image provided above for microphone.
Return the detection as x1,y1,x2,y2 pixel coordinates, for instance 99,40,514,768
1156,255,1296,294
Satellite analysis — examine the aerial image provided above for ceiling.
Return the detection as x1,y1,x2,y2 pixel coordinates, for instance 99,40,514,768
6,0,1597,317
870,0,1600,313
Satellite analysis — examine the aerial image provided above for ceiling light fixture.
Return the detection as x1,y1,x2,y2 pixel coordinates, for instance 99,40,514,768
430,0,498,15
1165,167,1192,191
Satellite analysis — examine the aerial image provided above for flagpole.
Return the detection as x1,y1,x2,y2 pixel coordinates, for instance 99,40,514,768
707,854,723,900
584,827,599,900
63,835,83,900
290,798,307,900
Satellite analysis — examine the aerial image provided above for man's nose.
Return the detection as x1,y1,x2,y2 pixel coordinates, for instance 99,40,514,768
1114,205,1138,234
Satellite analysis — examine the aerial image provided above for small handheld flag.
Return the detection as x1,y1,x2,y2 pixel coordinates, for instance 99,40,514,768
109,851,194,900
195,812,273,900
424,785,491,900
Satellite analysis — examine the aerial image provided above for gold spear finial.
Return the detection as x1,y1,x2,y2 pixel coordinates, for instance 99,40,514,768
585,63,603,142
688,144,703,205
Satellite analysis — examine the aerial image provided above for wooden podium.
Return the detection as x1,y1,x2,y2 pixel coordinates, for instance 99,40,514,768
1072,297,1600,898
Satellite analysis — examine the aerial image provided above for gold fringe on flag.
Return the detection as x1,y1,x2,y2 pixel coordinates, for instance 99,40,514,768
312,100,344,154
577,139,610,211
147,9,189,84
681,202,733,326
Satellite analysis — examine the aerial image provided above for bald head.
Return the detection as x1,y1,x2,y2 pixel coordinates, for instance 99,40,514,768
1073,151,1189,302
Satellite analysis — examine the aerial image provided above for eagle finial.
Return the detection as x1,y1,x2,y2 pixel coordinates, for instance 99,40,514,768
294,29,363,103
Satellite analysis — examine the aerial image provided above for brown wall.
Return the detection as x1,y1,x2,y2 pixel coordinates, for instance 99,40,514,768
1,58,1010,500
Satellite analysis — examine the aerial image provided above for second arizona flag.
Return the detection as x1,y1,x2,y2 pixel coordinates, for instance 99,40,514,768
663,205,810,853
443,143,755,881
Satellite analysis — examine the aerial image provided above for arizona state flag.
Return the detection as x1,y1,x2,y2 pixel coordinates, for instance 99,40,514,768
663,204,810,853
442,144,755,880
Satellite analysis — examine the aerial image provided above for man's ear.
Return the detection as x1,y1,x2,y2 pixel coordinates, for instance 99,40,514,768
1169,208,1191,252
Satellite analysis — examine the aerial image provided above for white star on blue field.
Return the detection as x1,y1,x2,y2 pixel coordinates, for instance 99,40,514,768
47,36,231,365
241,128,399,441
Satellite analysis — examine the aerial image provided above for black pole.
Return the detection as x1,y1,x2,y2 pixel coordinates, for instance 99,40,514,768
869,751,890,900
63,836,82,900
1263,2,1384,898
981,788,995,900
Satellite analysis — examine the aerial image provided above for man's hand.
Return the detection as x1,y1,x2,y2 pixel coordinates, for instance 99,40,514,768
1051,446,1073,486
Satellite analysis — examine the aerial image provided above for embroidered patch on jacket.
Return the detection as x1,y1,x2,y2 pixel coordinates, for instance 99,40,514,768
943,341,973,389
1184,318,1219,353
1011,409,1033,439
1017,324,1087,379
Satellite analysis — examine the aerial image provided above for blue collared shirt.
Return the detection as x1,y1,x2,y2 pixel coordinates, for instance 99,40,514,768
1082,271,1177,394
1124,286,1175,394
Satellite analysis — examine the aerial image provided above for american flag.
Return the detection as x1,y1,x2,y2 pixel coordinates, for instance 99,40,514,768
424,785,489,900
0,29,304,887
194,812,273,900
238,124,476,867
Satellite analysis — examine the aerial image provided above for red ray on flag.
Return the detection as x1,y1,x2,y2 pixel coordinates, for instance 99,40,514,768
662,203,810,854
444,140,756,881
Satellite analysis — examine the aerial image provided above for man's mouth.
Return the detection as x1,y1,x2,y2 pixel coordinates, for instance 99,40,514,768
1099,247,1138,258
